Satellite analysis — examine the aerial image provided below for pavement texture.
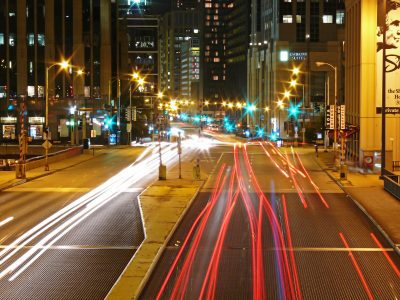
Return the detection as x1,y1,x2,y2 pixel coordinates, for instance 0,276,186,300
106,158,208,300
299,145,400,249
0,151,97,191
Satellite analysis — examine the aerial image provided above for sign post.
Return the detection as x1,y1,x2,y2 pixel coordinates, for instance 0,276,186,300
178,132,182,179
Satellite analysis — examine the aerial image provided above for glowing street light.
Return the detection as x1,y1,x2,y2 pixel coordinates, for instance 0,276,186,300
45,59,70,171
283,90,291,99
290,80,297,88
292,67,300,75
265,106,270,112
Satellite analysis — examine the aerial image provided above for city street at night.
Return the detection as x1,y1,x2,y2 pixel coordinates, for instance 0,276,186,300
141,141,400,299
1,0,400,299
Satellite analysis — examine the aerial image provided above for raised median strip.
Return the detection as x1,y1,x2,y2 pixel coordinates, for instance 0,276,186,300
106,178,204,300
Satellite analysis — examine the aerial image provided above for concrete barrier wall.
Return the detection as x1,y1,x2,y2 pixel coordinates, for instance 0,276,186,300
25,146,83,171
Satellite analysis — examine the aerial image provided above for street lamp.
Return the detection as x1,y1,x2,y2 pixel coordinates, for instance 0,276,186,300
129,73,144,144
276,100,285,135
45,60,70,171
316,61,338,166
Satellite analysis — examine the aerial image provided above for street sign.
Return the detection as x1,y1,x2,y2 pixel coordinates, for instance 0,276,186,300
340,105,345,130
42,140,52,150
326,105,335,130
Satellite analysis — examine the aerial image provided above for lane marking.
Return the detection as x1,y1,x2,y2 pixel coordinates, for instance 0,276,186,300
165,246,396,252
0,217,14,228
339,232,374,300
0,245,138,250
6,188,92,193
5,187,143,193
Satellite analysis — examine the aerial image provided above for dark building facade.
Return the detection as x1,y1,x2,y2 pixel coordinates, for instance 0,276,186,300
201,0,227,103
248,0,345,136
0,0,121,144
225,0,251,99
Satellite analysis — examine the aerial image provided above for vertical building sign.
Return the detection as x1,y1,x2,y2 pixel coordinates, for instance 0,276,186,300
326,105,335,130
376,0,400,114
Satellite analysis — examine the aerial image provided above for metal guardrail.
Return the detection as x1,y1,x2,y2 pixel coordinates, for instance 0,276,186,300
383,169,400,200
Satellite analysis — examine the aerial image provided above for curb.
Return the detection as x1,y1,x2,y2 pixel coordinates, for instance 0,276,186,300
0,154,102,192
313,155,400,257
134,181,204,299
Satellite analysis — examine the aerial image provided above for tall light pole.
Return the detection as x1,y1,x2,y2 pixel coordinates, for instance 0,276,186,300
128,73,144,144
316,61,338,166
45,60,69,171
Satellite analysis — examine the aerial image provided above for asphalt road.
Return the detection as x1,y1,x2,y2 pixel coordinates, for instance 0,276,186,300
0,147,150,299
141,142,400,299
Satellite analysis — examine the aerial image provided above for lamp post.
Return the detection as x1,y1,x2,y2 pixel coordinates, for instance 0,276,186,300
277,100,284,137
129,75,144,144
45,60,69,171
316,61,338,167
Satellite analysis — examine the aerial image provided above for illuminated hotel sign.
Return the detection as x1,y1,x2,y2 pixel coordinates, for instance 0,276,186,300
289,52,307,61
279,51,308,62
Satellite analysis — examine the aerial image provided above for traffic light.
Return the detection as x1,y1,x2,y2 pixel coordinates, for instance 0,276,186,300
288,102,301,120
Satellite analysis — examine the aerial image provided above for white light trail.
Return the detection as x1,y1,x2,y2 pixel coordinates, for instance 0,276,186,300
0,217,14,228
0,142,183,281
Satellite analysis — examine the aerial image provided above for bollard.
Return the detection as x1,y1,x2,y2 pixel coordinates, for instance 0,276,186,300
15,162,26,179
193,159,201,180
159,164,167,180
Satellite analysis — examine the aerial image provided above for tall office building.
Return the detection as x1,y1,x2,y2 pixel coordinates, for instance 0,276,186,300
201,0,227,103
159,9,200,100
225,0,251,99
0,0,120,143
344,0,400,167
248,0,345,135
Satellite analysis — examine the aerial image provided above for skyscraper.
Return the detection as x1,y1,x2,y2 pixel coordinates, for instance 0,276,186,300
248,0,345,135
0,0,121,143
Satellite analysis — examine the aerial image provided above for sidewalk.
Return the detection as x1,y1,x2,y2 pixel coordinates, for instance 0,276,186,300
106,158,208,300
315,148,400,250
0,152,100,191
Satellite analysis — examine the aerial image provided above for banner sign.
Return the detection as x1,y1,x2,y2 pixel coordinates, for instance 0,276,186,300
326,105,335,130
376,0,400,114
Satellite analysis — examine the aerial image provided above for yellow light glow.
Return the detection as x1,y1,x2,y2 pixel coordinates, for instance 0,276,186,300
228,103,233,109
222,101,227,106
292,67,300,75
204,100,209,106
145,99,150,103
77,69,84,76
236,102,242,108
132,72,139,79
290,80,297,87
265,106,270,112
157,92,163,98
59,61,69,69
138,78,145,86
284,91,290,99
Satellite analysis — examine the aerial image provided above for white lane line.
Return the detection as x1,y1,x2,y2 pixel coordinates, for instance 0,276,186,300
0,245,138,250
0,217,14,228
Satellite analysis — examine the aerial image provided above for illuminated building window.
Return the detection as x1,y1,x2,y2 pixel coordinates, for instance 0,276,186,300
283,15,293,23
322,15,333,24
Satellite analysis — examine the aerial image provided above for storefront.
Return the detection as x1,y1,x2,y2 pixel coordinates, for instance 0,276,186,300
1,117,17,140
28,117,45,139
